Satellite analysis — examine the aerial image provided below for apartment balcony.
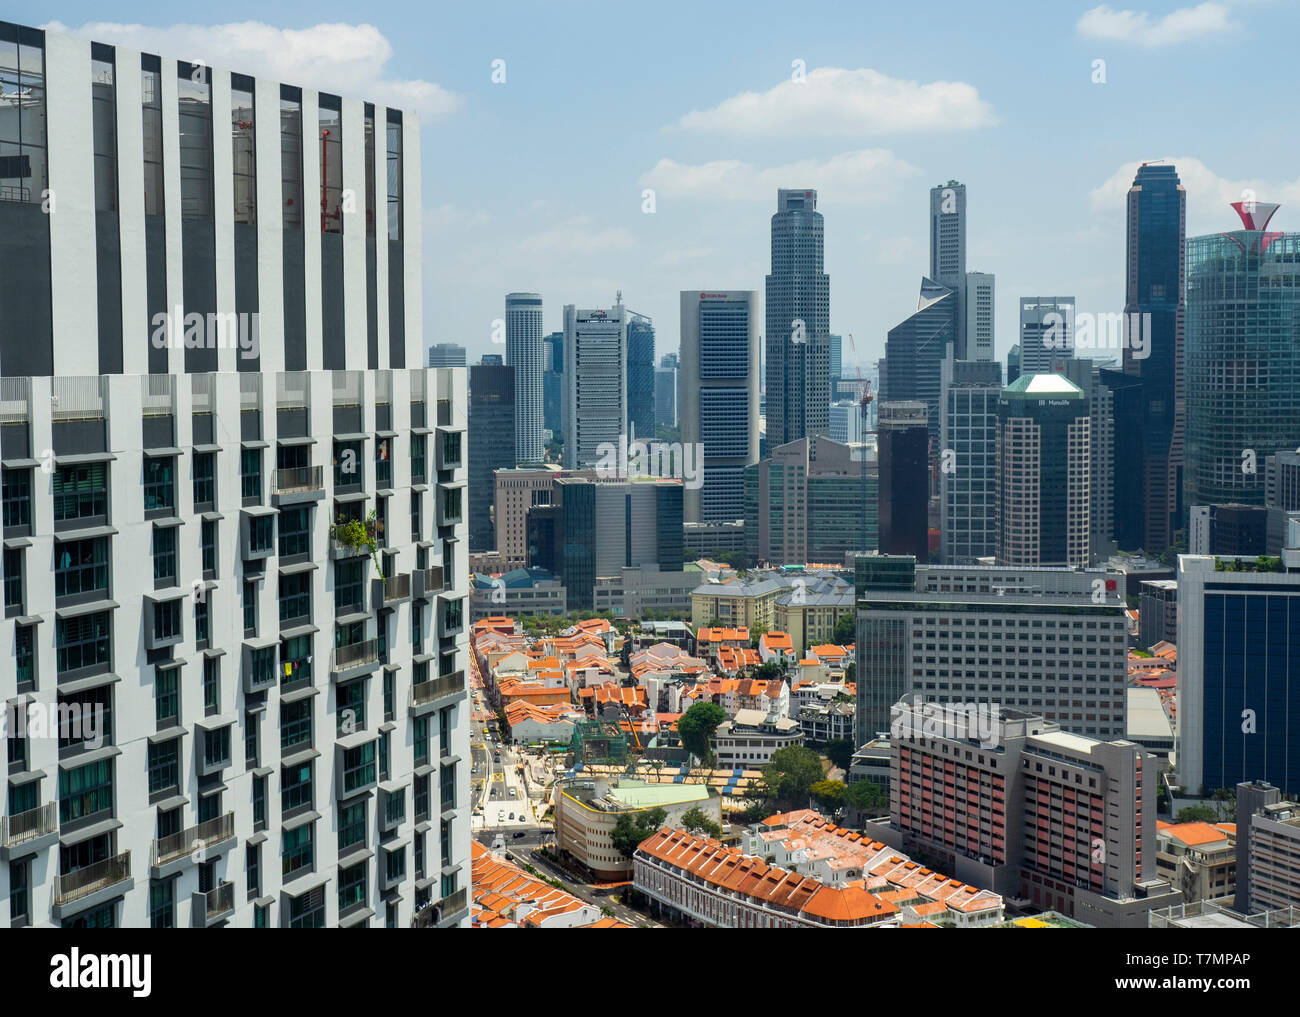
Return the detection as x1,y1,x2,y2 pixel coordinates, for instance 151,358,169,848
412,565,445,600
271,466,325,506
411,886,468,928
409,670,466,716
150,812,237,879
191,880,236,927
328,538,368,561
0,803,57,860
330,638,380,679
372,573,411,610
52,850,133,920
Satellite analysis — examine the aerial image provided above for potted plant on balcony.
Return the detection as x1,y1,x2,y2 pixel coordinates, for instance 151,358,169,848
329,510,385,580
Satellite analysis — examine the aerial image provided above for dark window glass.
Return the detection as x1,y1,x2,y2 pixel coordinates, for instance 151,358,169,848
231,80,256,224
55,537,109,598
2,468,32,528
280,96,303,229
91,57,116,211
177,63,213,220
319,104,342,233
53,463,107,522
141,64,164,215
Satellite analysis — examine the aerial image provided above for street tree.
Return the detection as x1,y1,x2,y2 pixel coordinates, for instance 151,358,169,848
610,807,668,858
677,701,726,765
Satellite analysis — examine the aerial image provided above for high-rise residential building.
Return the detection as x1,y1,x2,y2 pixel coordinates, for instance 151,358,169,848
528,476,683,610
854,557,1129,747
1123,163,1186,554
996,374,1091,567
930,180,967,355
680,290,759,523
879,278,957,444
626,310,656,441
1186,200,1300,511
468,362,515,551
654,352,678,429
1017,296,1074,376
890,695,1178,927
764,189,830,446
743,436,875,566
542,330,563,441
1056,357,1118,562
1235,782,1300,914
1177,528,1300,799
964,272,995,361
505,292,543,465
426,343,467,367
563,301,627,469
939,354,1001,564
876,402,929,560
0,21,470,929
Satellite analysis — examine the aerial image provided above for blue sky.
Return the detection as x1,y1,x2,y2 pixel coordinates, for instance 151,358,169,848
17,0,1300,373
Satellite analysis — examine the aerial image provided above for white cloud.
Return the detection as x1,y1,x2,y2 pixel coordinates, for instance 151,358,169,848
640,149,920,204
45,20,461,120
1075,4,1235,47
516,217,635,255
670,67,997,137
1090,157,1300,230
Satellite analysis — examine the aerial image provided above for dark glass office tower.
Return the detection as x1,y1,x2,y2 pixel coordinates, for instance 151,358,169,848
1122,163,1185,552
626,312,655,441
880,278,957,446
765,189,830,446
877,402,930,560
468,362,515,551
542,330,563,440
1186,201,1300,509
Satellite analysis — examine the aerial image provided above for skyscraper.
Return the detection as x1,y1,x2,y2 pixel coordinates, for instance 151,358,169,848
1122,163,1185,553
562,300,627,469
655,352,678,429
964,272,995,361
830,334,843,383
1018,296,1075,376
505,292,544,465
876,402,930,560
627,311,656,441
996,374,1091,567
879,278,957,443
542,329,563,440
765,189,830,446
468,362,515,551
940,354,1001,564
1186,200,1300,510
930,180,967,355
680,290,759,523
427,343,467,367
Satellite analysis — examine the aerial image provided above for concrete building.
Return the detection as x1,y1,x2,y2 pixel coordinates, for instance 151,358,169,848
829,401,866,445
1236,781,1300,914
467,361,514,551
504,293,543,466
889,695,1179,927
712,708,804,768
855,556,1128,745
1154,821,1235,904
683,520,745,559
426,343,466,367
654,352,678,430
1265,450,1300,554
491,464,592,569
964,271,995,361
592,564,701,620
0,21,469,929
562,301,627,470
939,355,1001,564
680,290,758,523
1138,579,1178,648
1017,297,1074,376
468,567,566,622
1187,503,1268,556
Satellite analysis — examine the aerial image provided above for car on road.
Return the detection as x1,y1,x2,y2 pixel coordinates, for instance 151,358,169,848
512,831,527,839
508,812,515,821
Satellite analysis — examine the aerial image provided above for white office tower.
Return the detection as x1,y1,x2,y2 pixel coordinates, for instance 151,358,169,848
829,401,866,444
965,272,995,361
505,293,544,465
562,300,627,469
1019,297,1076,375
930,180,967,355
0,21,470,929
679,291,759,522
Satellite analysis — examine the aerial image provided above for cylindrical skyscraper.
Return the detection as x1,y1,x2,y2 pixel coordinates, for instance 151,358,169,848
505,292,544,464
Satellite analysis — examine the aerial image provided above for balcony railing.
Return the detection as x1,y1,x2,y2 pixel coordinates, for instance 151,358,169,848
413,566,445,599
151,812,235,867
411,886,468,928
272,466,324,494
200,881,235,920
1,803,56,847
411,670,465,709
329,539,366,560
374,573,411,608
331,639,379,674
56,851,131,905
440,887,467,916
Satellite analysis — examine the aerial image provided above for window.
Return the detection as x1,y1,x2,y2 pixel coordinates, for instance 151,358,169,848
0,31,48,206
386,114,402,241
155,666,179,726
142,63,164,215
379,730,391,782
9,859,30,927
281,634,313,685
149,878,174,929
333,440,363,490
384,784,405,826
414,774,429,821
59,758,114,823
280,91,303,229
442,597,463,633
286,887,324,928
414,831,425,878
412,603,423,651
245,710,260,768
249,515,274,555
383,670,395,722
278,506,310,558
442,486,462,522
248,645,276,690
409,491,421,543
319,101,342,233
375,438,392,489
246,842,261,900
201,518,216,574
146,740,178,796
240,448,262,501
202,726,231,770
15,624,34,691
243,579,258,634
413,716,430,767
202,656,219,712
252,775,266,830
1,467,31,530
153,598,182,643
441,430,461,467
440,760,456,810
152,526,177,585
231,76,256,224
193,452,215,506
342,741,376,795
7,718,26,771
338,861,366,914
254,903,270,928
195,597,210,648
339,800,366,853
177,63,214,220
280,699,312,753
143,458,175,513
335,559,365,614
281,761,313,814
384,848,404,888
198,791,220,824
3,546,22,613
56,611,111,675
364,105,376,235
57,687,112,751
279,572,311,624
440,818,453,868
410,434,425,482
337,679,365,735
53,463,107,523
281,824,314,881
55,537,109,599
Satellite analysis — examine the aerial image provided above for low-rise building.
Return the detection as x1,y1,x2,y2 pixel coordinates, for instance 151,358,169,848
797,701,856,743
471,842,632,928
1236,782,1300,914
713,709,804,768
504,702,584,744
469,567,567,621
1154,821,1236,903
758,630,796,666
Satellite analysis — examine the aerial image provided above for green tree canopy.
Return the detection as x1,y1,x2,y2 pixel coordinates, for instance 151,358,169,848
844,779,888,815
679,806,722,840
757,746,824,812
810,779,846,812
1175,805,1219,823
823,739,854,772
753,661,785,682
677,701,727,764
831,612,855,646
610,807,668,858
